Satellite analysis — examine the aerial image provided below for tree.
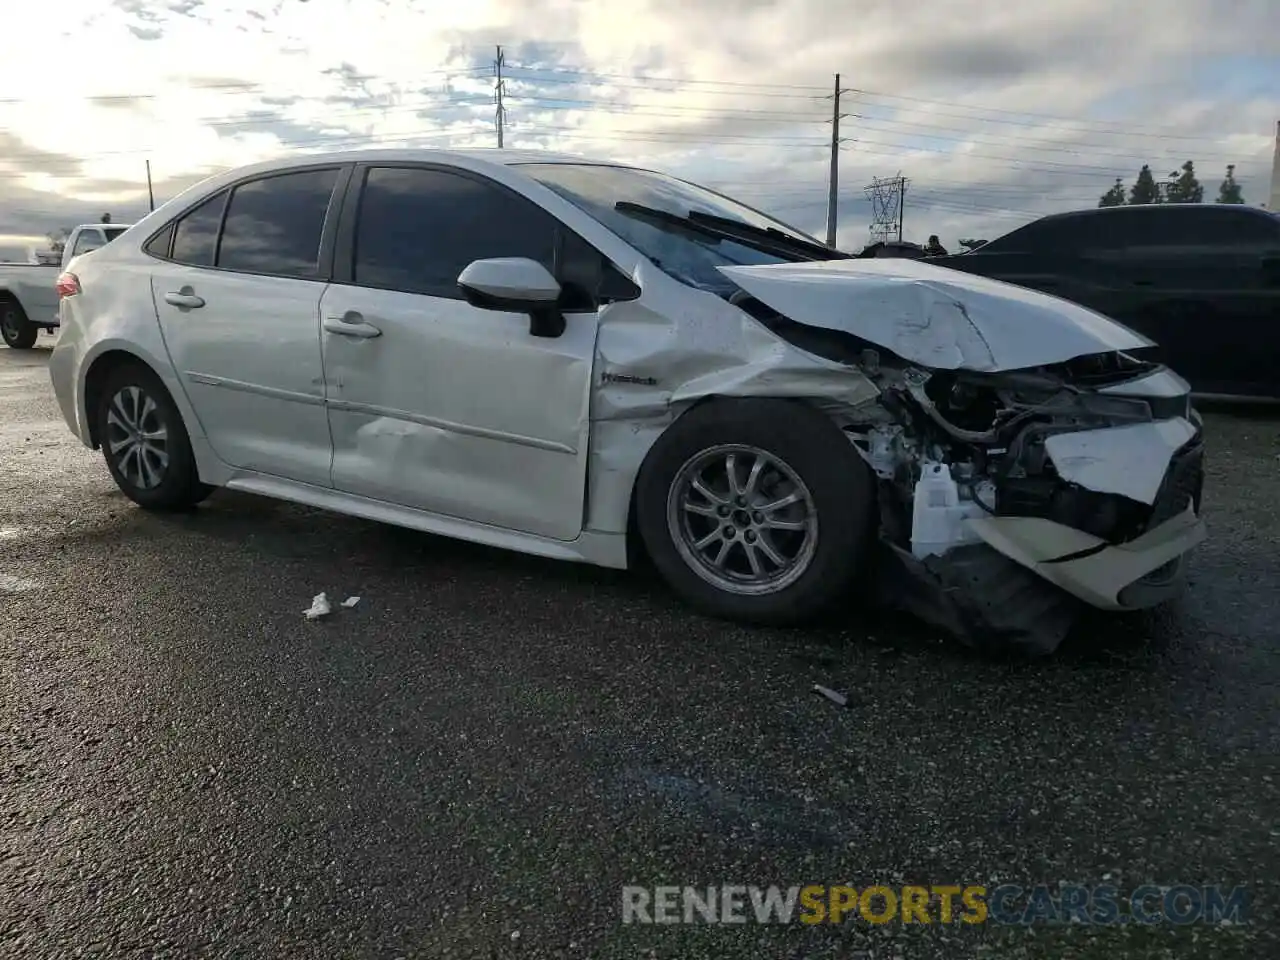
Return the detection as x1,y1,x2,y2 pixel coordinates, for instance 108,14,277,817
958,238,988,251
1099,178,1126,207
1166,160,1203,203
1128,165,1160,204
1216,164,1244,204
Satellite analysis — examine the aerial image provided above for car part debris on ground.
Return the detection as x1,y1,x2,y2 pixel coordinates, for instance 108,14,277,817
812,684,848,708
304,593,332,620
303,593,362,619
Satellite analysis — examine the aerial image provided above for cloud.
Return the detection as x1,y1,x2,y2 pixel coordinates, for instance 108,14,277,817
0,0,1275,250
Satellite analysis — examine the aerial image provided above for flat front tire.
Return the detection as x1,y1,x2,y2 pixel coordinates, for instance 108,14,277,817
96,363,212,510
635,398,876,626
1,301,37,349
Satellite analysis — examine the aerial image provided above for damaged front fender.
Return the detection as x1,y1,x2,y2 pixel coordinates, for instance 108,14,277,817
583,261,880,535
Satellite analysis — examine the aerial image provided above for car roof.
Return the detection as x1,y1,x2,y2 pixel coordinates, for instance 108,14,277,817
203,147,606,182
1037,204,1276,224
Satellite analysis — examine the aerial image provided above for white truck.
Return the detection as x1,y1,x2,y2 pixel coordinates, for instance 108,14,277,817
0,223,131,349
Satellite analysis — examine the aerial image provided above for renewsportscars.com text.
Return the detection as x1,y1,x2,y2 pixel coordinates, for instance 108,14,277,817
621,884,1248,926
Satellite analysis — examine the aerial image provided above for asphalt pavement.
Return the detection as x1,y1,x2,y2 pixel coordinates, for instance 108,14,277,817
2,340,1278,959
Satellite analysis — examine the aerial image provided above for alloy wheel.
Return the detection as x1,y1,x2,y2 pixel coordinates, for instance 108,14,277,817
105,385,170,490
666,443,819,596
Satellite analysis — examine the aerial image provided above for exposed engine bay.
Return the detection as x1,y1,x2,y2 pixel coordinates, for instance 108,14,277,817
730,291,1206,654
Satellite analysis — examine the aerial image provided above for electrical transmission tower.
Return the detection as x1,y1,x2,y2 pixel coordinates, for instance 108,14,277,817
493,45,506,147
865,174,908,243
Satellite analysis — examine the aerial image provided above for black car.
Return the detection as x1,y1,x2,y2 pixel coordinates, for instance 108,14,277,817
932,204,1280,400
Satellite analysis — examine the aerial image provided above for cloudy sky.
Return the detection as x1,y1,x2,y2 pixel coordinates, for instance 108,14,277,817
1,0,1276,254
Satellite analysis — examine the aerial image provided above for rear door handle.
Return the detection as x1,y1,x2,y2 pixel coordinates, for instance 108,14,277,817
323,311,381,338
163,286,205,309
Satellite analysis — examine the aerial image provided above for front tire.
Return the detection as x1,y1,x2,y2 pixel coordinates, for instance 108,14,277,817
635,398,876,626
1,301,38,349
96,363,212,510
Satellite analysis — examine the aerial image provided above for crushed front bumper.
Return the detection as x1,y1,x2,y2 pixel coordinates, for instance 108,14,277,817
968,429,1206,611
965,505,1205,611
874,424,1206,654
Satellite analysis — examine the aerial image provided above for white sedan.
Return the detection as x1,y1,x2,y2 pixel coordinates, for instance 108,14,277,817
48,150,1206,654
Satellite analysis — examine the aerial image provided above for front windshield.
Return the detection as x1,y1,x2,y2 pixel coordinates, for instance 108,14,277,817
518,162,815,294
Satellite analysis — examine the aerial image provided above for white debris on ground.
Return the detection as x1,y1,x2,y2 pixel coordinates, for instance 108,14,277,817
812,684,849,708
0,573,42,594
303,592,332,620
302,593,364,619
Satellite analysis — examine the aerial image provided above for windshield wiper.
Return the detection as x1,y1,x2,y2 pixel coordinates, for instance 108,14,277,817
685,210,852,261
614,202,849,262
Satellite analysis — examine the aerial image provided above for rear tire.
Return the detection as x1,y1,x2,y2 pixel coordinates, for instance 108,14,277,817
635,398,876,626
1,300,38,349
96,363,212,511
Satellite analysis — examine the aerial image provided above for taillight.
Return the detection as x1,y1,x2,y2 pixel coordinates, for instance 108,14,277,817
56,272,80,299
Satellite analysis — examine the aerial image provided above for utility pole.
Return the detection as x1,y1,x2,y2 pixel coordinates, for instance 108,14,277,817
896,177,905,241
145,159,155,212
493,45,506,148
825,73,840,248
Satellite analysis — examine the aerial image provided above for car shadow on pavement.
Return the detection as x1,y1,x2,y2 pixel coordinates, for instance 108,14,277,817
150,488,1192,669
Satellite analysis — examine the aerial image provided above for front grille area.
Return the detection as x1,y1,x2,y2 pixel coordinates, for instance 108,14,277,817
1147,439,1205,530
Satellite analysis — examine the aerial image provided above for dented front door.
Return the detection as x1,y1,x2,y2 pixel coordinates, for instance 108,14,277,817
318,282,597,541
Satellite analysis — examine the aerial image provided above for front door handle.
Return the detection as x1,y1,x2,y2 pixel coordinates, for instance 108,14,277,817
163,286,205,309
323,312,381,338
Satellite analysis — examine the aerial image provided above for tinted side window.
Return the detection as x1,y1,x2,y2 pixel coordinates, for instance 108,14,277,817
1196,209,1280,245
170,190,227,266
72,231,104,256
144,223,174,259
354,167,565,299
217,169,339,278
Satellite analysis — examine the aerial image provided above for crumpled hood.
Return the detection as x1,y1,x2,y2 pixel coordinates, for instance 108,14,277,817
717,258,1154,373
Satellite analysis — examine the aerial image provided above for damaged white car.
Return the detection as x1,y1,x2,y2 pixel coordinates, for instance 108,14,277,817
48,151,1206,654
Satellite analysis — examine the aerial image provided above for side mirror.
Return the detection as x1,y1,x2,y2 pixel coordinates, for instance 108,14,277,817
457,257,565,338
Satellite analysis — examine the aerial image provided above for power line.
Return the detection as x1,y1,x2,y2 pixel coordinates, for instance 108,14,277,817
843,138,1172,176
0,57,1269,214
0,62,1259,171
847,87,1248,141
500,70,826,101
0,60,1258,151
500,64,829,92
506,94,825,122
850,116,1253,166
509,125,827,148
